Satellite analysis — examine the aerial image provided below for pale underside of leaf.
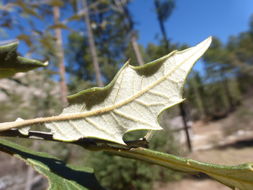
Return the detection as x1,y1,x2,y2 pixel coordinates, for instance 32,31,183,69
14,37,211,144
40,37,211,144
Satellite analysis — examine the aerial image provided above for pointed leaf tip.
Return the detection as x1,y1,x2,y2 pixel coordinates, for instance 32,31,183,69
14,37,212,145
0,40,48,78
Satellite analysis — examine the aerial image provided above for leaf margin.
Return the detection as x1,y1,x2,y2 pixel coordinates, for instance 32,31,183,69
0,138,105,190
0,40,48,78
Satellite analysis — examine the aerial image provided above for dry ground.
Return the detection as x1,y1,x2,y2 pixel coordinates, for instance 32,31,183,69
155,143,253,190
155,98,253,190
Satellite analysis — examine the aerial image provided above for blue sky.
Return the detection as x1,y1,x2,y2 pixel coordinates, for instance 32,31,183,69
2,1,253,54
130,0,253,47
1,0,253,73
129,0,253,72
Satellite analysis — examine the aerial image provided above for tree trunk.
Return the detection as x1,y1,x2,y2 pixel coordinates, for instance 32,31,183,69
24,141,39,190
115,0,144,66
154,0,169,50
24,164,34,190
154,0,192,152
179,103,192,152
82,0,104,87
53,6,68,105
130,32,144,65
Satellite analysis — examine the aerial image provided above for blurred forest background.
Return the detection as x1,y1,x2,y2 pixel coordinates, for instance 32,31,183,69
0,0,253,190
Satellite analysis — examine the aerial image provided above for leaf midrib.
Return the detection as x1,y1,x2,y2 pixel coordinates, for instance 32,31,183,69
0,47,199,131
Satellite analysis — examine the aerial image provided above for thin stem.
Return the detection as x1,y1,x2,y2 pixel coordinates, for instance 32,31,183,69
95,146,253,188
97,146,197,172
1,130,252,189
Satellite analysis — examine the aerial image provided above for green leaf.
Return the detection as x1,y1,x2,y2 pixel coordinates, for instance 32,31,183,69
0,41,48,78
0,138,105,190
48,23,69,30
0,37,211,144
13,1,41,18
104,146,253,190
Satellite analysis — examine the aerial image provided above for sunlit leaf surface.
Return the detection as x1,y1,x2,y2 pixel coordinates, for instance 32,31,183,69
44,37,212,144
0,41,47,78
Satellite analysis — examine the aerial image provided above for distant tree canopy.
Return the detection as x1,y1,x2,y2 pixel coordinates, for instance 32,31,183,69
0,0,253,120
1,1,253,190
